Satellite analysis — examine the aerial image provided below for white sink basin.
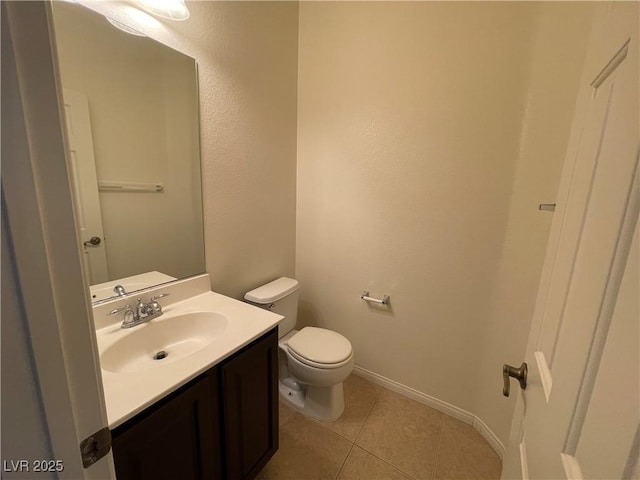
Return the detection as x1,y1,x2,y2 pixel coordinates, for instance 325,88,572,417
94,281,284,429
100,312,228,374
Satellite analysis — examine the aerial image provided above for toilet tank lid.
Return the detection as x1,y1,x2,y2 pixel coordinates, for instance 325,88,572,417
244,277,299,304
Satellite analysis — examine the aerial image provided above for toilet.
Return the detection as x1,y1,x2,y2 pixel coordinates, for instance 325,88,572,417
245,277,353,421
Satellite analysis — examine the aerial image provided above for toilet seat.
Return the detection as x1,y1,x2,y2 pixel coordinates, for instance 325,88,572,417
287,327,353,370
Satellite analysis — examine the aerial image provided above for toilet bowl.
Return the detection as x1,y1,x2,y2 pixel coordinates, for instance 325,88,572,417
278,327,354,420
245,278,353,421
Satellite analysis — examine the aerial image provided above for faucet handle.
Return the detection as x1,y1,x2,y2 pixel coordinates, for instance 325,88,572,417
109,305,137,328
108,305,132,316
149,293,169,315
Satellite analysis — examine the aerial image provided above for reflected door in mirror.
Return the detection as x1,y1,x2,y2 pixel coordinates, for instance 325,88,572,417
63,88,109,284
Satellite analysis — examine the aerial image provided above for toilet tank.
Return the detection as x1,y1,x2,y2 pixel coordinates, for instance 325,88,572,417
244,277,299,338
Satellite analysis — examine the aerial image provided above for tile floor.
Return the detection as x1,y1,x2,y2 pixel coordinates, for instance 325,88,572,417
258,375,502,480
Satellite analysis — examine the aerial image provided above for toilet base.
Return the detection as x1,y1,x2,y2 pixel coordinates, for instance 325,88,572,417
278,377,345,422
279,381,305,410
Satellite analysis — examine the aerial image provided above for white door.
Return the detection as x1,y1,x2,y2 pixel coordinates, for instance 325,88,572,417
4,2,114,477
502,4,639,479
62,88,110,284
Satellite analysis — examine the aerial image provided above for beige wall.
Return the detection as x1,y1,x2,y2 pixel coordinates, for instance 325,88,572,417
57,1,299,297
147,1,300,298
297,1,537,416
474,2,593,443
297,1,592,443
200,2,300,298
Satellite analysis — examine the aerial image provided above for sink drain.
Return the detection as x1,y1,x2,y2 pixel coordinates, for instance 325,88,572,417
153,350,169,360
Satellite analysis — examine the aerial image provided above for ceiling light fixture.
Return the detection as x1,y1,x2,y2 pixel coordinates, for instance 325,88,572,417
137,0,190,21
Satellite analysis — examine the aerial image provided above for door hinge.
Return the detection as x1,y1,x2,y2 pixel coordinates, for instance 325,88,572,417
80,427,111,468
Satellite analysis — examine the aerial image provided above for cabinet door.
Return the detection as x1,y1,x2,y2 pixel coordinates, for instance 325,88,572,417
112,372,222,480
221,329,278,480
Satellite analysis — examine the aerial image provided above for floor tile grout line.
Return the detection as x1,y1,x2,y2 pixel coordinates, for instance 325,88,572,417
309,415,359,444
353,386,383,446
430,415,447,480
303,381,385,444
276,405,356,480
333,380,389,478
273,376,500,479
354,444,420,480
333,441,355,480
352,385,421,480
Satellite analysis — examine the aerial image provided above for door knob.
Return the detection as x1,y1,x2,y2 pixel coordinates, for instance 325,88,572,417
83,236,102,247
503,362,527,397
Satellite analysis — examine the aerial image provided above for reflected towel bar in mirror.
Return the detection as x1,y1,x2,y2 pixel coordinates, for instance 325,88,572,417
98,182,164,193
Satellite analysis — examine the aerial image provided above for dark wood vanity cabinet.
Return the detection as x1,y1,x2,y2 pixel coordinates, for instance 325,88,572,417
111,371,223,479
220,328,279,480
111,328,278,480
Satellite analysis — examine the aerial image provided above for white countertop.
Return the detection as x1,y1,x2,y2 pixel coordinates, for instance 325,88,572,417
95,284,283,429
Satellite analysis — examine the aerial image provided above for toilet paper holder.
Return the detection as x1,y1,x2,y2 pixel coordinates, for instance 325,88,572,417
361,291,390,305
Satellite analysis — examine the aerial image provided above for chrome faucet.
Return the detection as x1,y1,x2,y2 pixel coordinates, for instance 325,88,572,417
108,293,170,329
113,284,127,296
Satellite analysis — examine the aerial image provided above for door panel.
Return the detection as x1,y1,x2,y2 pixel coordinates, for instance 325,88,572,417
574,217,638,479
62,88,109,284
503,3,639,479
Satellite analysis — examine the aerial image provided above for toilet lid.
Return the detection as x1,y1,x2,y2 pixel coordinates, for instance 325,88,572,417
287,327,352,365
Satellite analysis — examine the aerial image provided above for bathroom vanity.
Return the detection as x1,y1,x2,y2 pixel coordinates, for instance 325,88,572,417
111,328,278,480
93,275,283,480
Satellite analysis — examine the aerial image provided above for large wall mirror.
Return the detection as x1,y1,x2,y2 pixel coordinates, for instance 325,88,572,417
51,2,205,303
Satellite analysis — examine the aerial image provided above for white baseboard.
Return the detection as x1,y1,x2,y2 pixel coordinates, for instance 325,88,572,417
472,412,507,460
352,365,506,459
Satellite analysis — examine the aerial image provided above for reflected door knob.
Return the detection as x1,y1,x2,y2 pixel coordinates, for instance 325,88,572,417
503,362,527,397
83,236,102,247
